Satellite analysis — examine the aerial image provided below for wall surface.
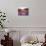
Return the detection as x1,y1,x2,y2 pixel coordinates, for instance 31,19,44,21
0,0,46,46
0,0,46,27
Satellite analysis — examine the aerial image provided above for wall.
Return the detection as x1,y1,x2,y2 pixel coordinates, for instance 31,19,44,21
0,0,46,27
0,0,46,46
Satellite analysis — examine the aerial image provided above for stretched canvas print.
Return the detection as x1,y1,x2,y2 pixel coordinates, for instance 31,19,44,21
18,7,29,16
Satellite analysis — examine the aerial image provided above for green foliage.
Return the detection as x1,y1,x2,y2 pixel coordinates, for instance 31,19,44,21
0,11,6,28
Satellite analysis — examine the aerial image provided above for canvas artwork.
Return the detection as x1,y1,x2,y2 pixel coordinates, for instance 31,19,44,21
18,7,29,16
